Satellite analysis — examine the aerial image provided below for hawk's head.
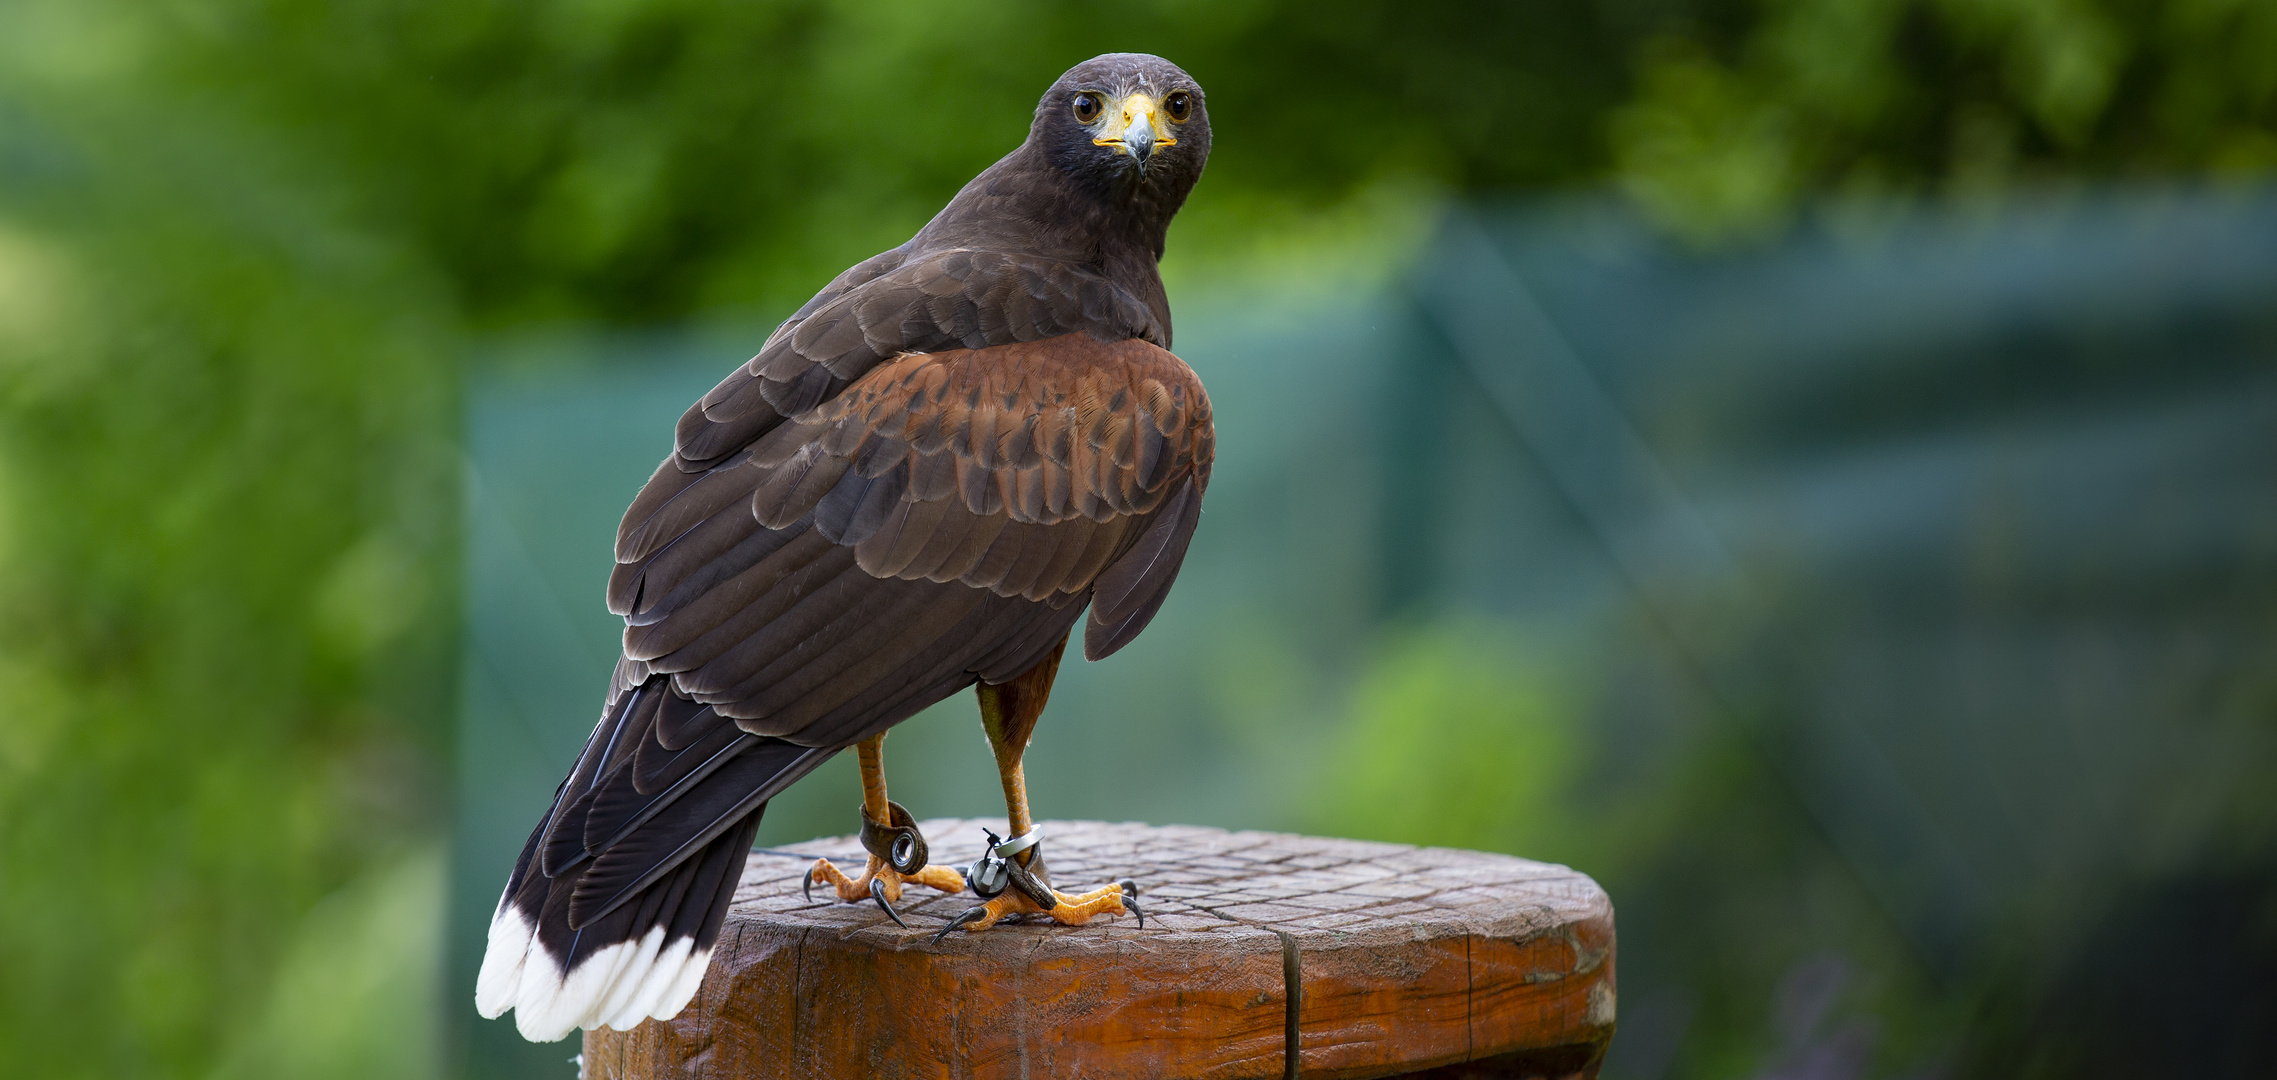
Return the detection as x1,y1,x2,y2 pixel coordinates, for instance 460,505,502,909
1034,53,1210,207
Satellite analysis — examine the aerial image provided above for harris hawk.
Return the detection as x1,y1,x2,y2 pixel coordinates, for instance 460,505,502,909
476,54,1215,1042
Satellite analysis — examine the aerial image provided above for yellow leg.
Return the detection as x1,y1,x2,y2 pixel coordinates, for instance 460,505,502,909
804,732,964,911
977,641,1062,842
939,635,1136,937
858,730,892,824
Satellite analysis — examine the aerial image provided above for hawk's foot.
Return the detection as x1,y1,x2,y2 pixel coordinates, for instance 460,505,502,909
931,831,1142,942
803,856,966,926
802,802,963,926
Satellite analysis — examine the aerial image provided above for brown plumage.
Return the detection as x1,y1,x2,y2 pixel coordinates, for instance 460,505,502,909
608,336,1212,742
478,52,1215,1042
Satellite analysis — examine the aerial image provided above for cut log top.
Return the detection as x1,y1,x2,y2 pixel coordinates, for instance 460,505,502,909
583,820,1616,1080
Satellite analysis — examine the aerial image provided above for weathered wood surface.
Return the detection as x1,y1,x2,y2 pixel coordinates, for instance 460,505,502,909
582,820,1615,1080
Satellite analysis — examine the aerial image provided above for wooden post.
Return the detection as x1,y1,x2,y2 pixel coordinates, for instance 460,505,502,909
582,820,1615,1080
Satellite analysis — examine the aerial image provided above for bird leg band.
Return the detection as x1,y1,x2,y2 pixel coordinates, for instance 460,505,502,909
962,826,1055,906
858,799,929,875
1005,841,1057,909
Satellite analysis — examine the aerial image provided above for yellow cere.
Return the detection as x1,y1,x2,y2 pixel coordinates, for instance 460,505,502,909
1092,93,1178,156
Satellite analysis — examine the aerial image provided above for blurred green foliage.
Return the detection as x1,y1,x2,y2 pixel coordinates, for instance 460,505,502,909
0,99,458,1077
1301,613,1960,1077
1614,0,2277,238
1309,619,1577,858
0,0,2272,1076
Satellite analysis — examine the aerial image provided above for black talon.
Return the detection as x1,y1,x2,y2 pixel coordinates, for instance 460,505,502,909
802,866,817,903
1119,879,1144,928
869,876,908,928
932,904,990,945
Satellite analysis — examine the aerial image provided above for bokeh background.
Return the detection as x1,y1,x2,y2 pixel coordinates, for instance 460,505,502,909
3,2,2274,1078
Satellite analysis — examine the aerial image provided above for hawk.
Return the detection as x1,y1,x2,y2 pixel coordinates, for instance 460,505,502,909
476,53,1214,1042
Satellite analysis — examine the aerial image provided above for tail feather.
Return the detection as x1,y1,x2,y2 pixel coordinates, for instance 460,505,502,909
476,675,833,1042
477,808,762,1041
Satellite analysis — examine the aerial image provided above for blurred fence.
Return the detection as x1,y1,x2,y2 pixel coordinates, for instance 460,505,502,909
455,188,2277,1079
1406,192,2277,1077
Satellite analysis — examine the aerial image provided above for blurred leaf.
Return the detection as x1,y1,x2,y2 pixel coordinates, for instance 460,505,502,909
314,535,431,660
212,846,445,1080
1308,618,1577,858
1610,0,2277,237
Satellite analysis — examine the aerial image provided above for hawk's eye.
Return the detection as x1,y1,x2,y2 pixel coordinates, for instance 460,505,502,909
1164,91,1193,123
1072,93,1105,124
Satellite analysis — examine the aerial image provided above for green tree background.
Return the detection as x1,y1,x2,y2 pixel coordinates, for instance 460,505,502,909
1,1,2272,1077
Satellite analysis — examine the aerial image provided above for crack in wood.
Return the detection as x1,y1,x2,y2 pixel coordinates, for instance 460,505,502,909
1275,929,1303,1080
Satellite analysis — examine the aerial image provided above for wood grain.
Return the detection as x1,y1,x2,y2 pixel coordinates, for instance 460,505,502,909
582,820,1615,1080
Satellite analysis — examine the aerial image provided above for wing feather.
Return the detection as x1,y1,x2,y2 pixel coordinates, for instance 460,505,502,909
664,553,869,699
670,250,1163,475
635,531,846,671
1085,478,1204,660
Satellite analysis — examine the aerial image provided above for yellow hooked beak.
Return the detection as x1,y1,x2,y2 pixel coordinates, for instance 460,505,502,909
1093,93,1177,163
